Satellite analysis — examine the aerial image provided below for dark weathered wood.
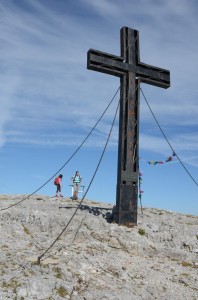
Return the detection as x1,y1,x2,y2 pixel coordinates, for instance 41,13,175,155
88,50,170,87
87,26,170,227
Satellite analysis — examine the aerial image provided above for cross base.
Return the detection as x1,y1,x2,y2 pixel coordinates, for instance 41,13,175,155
113,184,138,227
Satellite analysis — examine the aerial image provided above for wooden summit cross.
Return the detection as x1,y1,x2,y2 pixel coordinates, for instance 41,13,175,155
87,27,170,227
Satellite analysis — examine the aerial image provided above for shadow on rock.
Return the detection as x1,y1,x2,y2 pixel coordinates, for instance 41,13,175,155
60,204,114,223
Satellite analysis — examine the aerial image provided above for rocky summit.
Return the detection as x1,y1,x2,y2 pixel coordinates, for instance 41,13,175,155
0,194,197,300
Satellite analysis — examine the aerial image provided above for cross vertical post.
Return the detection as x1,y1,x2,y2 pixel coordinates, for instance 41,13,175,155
87,27,170,227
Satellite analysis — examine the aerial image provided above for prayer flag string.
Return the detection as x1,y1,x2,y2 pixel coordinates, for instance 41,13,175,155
140,151,176,165
139,152,176,201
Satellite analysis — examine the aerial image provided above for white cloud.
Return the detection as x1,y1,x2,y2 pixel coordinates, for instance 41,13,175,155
140,131,198,168
0,0,197,169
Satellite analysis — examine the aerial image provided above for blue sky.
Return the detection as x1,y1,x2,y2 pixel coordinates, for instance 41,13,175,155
0,0,197,215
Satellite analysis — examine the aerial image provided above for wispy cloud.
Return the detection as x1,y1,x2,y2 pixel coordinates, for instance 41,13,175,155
0,0,197,168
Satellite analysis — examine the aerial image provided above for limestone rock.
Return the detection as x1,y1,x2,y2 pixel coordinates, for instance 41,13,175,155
0,194,197,299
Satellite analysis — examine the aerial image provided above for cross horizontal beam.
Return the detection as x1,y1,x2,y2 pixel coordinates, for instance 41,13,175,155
88,49,170,89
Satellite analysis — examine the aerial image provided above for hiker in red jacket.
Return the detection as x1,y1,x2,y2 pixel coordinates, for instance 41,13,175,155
54,174,63,197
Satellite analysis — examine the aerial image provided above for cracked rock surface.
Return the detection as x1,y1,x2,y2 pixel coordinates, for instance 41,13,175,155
0,194,197,299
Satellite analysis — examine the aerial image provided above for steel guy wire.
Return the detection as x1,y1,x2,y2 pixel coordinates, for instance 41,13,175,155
37,97,120,264
0,86,120,212
140,87,198,187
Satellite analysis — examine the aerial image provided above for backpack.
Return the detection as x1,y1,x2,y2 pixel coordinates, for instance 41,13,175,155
73,175,81,184
54,177,59,185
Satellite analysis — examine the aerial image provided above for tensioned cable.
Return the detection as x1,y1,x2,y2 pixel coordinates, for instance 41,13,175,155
140,87,198,187
71,209,88,244
37,97,120,264
0,86,120,212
